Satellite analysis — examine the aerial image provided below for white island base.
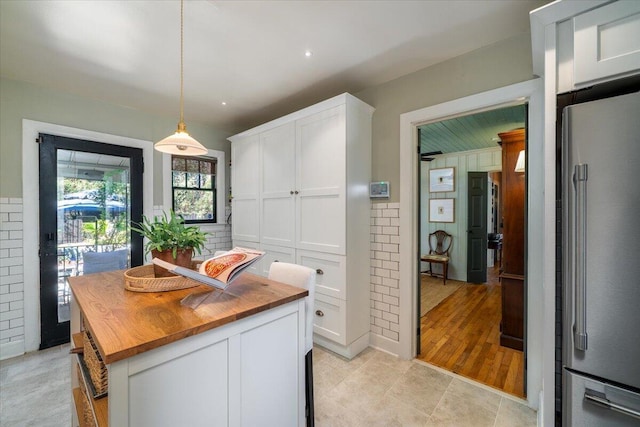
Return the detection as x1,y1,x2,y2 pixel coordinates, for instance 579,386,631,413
70,272,307,427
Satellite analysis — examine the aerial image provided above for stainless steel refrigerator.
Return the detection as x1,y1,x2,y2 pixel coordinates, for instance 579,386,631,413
562,90,640,426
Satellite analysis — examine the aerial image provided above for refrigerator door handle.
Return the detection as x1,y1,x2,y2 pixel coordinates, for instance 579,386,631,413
573,164,588,351
584,389,640,420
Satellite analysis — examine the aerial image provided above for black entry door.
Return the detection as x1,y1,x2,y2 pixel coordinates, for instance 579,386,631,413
467,172,488,283
38,134,144,349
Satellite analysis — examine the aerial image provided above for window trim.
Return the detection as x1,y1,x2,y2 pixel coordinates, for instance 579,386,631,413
170,156,217,224
163,149,225,225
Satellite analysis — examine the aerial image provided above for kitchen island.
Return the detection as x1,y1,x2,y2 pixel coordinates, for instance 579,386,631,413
69,270,308,427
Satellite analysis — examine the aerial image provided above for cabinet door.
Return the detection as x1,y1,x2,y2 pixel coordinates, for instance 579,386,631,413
127,340,229,427
240,311,301,426
231,135,260,242
260,123,296,247
296,105,346,254
573,1,640,86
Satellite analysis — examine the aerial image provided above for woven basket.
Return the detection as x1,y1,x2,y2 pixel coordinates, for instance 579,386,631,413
124,262,202,293
83,330,108,397
82,391,96,427
77,363,96,427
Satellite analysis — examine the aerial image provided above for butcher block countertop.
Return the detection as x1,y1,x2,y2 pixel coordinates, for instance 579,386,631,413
68,270,308,365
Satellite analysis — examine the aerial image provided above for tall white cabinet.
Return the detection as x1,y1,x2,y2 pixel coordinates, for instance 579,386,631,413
230,93,374,359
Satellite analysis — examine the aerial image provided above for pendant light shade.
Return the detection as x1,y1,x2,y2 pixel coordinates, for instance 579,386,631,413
155,0,207,156
155,122,208,156
514,150,526,173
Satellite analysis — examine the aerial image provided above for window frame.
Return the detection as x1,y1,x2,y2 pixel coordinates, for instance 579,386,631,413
170,155,217,224
162,149,226,225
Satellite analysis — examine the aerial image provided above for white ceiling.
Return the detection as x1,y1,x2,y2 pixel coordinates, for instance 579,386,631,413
0,0,549,134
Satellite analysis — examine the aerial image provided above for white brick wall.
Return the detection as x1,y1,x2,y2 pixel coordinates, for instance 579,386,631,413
0,198,25,345
370,202,400,342
197,208,233,258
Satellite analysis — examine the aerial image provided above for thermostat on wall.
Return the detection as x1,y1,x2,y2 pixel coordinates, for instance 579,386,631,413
370,181,390,198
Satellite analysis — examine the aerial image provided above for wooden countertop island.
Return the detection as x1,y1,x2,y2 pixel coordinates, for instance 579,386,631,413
69,270,308,427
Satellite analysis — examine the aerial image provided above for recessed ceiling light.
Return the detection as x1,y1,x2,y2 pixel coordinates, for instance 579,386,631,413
221,101,227,106
304,50,312,57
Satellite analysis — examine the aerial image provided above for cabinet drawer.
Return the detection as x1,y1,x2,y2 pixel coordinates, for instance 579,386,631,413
297,250,346,299
313,293,346,345
259,244,296,277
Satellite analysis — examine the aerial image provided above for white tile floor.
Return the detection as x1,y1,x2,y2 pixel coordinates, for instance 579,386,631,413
313,346,537,427
0,344,537,426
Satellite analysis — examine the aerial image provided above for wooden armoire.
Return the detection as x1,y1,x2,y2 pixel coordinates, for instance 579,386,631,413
498,128,525,351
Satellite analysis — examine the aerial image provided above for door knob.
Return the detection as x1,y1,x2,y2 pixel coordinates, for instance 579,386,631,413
315,310,324,317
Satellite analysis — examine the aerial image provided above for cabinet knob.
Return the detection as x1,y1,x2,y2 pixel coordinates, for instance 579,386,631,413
294,190,299,194
316,269,324,275
290,190,294,195
315,310,324,317
274,260,279,263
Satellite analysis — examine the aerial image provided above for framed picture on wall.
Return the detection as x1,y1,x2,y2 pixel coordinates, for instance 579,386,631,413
429,167,455,192
429,198,455,223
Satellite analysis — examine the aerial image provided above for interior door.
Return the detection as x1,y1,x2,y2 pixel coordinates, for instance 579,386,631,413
467,172,488,283
38,133,143,349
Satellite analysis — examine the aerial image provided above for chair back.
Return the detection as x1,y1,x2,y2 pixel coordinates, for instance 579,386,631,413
428,230,452,256
268,262,316,353
83,249,129,274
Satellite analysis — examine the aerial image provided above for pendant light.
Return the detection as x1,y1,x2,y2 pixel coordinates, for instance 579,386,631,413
155,0,208,156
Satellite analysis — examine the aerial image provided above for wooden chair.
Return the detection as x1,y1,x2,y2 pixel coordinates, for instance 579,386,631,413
421,230,452,285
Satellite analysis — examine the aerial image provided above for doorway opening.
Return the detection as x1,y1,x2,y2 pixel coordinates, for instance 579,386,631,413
415,104,528,398
38,133,143,349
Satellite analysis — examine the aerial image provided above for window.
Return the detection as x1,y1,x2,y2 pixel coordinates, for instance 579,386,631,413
162,150,228,224
171,156,217,223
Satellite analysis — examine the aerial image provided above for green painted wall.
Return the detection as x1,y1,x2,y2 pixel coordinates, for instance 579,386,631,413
355,32,535,203
0,78,232,203
1,32,534,205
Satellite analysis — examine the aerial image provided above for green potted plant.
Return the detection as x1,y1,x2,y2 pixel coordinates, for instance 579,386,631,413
132,210,208,277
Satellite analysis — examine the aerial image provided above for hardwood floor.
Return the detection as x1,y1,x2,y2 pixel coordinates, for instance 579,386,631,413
416,266,525,398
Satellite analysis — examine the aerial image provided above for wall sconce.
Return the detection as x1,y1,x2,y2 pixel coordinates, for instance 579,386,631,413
514,150,525,173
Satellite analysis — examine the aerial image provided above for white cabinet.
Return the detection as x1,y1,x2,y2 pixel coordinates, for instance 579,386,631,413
260,123,296,248
556,0,640,92
231,135,260,242
259,244,296,277
113,304,304,427
70,290,305,427
230,93,373,359
295,105,347,254
257,106,347,253
573,1,640,86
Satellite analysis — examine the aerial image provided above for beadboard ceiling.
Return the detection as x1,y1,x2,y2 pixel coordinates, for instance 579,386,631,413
0,0,548,133
418,104,526,156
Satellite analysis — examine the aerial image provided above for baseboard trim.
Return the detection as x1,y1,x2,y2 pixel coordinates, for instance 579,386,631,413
313,332,370,360
369,332,401,357
0,340,25,360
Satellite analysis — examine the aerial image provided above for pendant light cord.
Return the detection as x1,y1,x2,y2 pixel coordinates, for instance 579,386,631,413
179,0,185,125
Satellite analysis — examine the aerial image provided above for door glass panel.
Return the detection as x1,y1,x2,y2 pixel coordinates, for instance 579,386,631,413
56,150,131,322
